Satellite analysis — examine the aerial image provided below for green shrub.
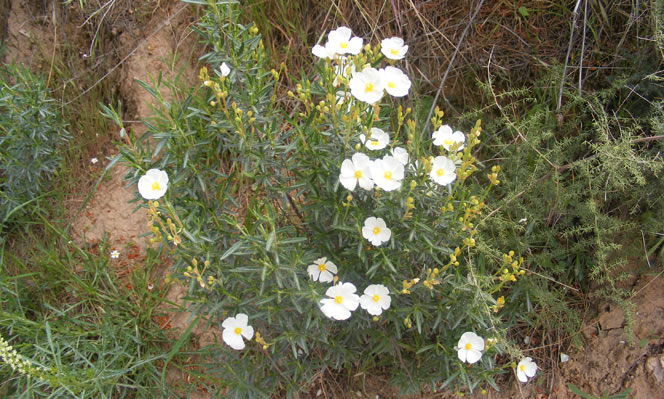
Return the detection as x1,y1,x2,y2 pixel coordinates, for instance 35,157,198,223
110,1,538,396
0,64,71,229
469,57,664,343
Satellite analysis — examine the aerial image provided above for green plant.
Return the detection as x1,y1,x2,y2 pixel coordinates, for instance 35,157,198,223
0,64,71,229
568,383,631,399
109,1,539,396
0,225,172,398
468,43,664,345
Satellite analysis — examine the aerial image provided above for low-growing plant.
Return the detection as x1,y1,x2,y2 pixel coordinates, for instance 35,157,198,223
0,228,172,398
0,64,71,230
110,1,540,396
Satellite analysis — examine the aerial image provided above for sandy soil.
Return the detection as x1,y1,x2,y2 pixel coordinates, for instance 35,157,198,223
2,1,663,398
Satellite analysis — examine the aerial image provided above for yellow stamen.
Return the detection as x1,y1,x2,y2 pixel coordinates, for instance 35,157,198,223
318,263,326,272
519,364,526,371
370,140,379,147
384,171,392,180
152,182,161,191
354,170,362,178
436,168,444,177
390,48,399,55
334,296,343,304
340,41,348,49
444,139,453,146
372,226,381,235
234,327,242,335
464,343,472,350
372,294,380,302
364,82,374,93
387,82,395,89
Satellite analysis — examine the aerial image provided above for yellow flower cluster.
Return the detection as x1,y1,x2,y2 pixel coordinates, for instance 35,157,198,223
254,331,272,350
429,106,445,130
147,200,182,247
488,165,501,186
422,267,441,289
183,258,215,289
455,120,482,182
400,278,420,294
492,296,505,313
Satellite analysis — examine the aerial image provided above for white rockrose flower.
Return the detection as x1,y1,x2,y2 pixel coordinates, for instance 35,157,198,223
380,37,408,60
429,156,456,186
456,331,484,364
432,125,465,151
339,153,374,191
320,282,360,320
371,155,404,191
222,313,254,350
380,66,411,97
362,216,391,246
359,127,390,151
349,67,385,104
137,169,169,200
360,284,391,316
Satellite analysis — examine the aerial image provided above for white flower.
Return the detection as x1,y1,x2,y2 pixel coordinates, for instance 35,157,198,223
320,282,360,320
90,157,98,164
110,250,120,259
312,44,333,59
432,125,465,151
391,147,408,165
222,313,254,350
339,153,374,191
371,155,404,191
560,353,570,363
349,67,385,104
362,216,391,246
307,257,338,283
380,37,408,60
516,357,538,383
359,127,390,151
380,66,411,97
429,156,456,186
457,331,484,364
360,284,391,316
325,26,363,55
137,169,169,200
220,62,230,77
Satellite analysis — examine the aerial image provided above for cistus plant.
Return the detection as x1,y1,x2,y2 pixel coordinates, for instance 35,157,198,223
111,1,535,396
0,64,71,229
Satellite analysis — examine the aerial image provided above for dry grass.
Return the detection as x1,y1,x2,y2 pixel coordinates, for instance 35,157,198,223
247,0,653,116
